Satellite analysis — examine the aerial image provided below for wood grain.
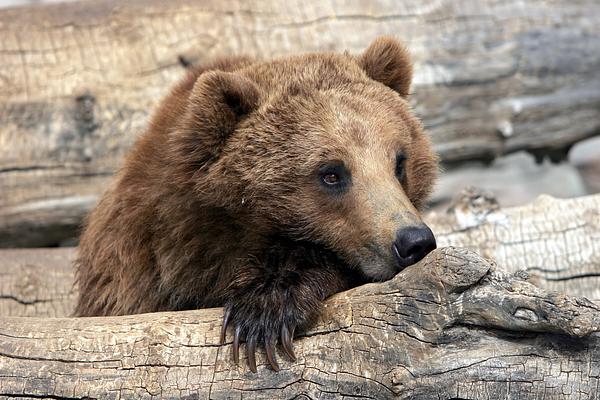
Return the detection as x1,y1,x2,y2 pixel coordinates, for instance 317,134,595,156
0,247,76,318
428,189,600,300
1,247,599,399
2,0,600,246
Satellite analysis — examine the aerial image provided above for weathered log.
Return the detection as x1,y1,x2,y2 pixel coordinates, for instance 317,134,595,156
0,247,76,318
2,0,600,247
429,189,600,300
1,247,599,399
2,193,598,319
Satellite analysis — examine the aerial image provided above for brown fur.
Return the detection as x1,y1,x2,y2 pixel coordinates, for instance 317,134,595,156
75,36,438,369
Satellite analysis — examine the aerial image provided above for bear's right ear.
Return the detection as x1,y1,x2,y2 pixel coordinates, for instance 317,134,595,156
359,36,413,98
176,71,260,164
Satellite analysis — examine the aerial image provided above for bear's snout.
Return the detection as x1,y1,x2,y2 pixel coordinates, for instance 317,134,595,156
392,225,436,270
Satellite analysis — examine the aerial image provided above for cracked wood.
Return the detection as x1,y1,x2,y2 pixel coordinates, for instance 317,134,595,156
2,0,600,246
1,247,599,399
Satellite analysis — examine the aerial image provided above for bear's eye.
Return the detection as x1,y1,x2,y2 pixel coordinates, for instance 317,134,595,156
395,153,407,182
318,162,350,194
322,173,339,185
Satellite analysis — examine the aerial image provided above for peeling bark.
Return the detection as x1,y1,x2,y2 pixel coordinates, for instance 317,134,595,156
2,0,600,246
0,247,599,399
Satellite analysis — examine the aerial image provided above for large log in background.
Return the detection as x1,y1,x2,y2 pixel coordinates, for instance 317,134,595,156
1,247,600,399
1,0,600,247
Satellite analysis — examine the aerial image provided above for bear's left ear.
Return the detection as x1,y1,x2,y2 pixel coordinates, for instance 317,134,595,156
189,70,260,134
359,36,413,98
177,71,260,164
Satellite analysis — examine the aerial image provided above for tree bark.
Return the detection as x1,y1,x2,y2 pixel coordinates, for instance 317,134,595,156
2,192,598,320
1,247,599,399
2,0,600,247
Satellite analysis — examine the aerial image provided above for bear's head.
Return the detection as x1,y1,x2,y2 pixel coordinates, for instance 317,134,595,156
170,37,438,280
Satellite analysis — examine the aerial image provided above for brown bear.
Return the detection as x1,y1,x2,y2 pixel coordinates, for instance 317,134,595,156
74,36,438,372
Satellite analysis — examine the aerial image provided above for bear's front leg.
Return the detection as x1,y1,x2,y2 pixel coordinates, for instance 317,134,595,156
220,242,357,372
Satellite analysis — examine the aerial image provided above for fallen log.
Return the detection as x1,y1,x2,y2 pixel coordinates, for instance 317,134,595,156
0,247,598,399
2,193,598,319
2,0,600,247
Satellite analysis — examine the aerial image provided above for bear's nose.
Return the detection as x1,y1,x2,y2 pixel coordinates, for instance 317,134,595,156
392,225,436,270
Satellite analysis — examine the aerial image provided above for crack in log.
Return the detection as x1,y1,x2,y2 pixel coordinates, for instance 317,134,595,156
0,350,123,365
0,165,64,174
1,191,600,398
0,294,53,306
544,273,600,282
0,394,94,400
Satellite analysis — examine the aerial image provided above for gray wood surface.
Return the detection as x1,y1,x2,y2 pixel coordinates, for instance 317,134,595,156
1,0,600,247
429,189,600,300
1,247,599,399
0,247,76,318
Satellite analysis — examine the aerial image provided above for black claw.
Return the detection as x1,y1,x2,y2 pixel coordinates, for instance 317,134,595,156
247,337,257,373
220,309,231,345
233,326,241,365
265,339,280,371
281,325,296,361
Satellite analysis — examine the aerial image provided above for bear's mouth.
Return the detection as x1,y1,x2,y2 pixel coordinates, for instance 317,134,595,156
268,235,358,273
310,242,353,269
276,236,372,285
